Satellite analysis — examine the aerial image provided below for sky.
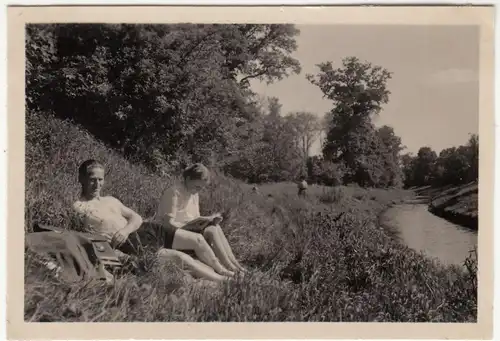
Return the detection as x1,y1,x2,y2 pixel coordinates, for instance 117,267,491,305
250,25,479,156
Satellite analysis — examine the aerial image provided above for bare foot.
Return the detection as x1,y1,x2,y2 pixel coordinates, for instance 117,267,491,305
222,269,235,277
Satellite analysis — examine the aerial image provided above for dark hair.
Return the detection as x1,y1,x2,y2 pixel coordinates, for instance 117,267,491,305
78,159,104,183
182,163,211,182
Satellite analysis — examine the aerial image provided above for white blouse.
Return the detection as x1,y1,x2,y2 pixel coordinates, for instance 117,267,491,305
155,184,201,227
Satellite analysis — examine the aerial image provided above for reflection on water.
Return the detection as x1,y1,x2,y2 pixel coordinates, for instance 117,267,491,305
383,204,478,267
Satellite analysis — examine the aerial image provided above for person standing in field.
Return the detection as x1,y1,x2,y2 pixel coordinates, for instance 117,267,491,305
72,159,234,282
297,176,308,197
156,163,247,275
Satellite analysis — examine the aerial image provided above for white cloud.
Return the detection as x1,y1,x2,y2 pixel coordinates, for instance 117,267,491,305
427,68,478,85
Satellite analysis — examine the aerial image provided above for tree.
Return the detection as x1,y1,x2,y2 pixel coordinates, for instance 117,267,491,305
318,114,329,150
465,133,479,181
285,111,322,163
433,147,469,186
26,24,58,111
307,57,394,187
412,147,437,186
267,97,283,118
376,125,405,187
400,153,416,188
223,96,303,183
307,155,345,186
400,134,479,188
218,24,302,88
259,97,303,181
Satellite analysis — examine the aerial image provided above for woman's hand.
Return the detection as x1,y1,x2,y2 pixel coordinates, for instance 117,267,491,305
212,213,223,225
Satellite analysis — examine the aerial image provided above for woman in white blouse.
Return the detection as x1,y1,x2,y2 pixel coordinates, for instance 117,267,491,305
156,163,247,275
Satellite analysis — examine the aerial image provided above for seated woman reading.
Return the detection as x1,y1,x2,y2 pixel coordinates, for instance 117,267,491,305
72,159,233,282
155,163,246,274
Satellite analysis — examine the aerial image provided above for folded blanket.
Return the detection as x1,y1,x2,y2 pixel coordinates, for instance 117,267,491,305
25,230,111,284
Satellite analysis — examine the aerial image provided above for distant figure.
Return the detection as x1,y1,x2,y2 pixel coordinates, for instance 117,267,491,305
252,185,259,194
297,177,308,197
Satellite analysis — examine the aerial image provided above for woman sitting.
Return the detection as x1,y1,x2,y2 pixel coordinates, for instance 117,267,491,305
72,159,234,282
155,163,247,274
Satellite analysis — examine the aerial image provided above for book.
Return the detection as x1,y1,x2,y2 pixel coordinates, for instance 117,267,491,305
181,214,222,233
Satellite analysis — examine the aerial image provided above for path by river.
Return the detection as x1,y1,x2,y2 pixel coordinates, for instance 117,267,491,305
382,203,478,267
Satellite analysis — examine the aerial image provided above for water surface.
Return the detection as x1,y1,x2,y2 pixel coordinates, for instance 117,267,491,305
383,204,478,267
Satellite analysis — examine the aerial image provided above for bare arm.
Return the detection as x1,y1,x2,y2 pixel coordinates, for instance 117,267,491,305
194,195,223,224
117,201,143,234
158,188,188,229
158,189,220,231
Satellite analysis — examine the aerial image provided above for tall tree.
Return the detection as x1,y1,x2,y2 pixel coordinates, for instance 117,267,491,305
260,97,303,180
267,96,283,118
412,147,438,186
285,111,322,162
400,153,416,188
376,125,405,187
307,57,394,186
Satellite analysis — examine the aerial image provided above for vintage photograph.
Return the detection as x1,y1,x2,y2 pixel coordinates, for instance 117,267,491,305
8,5,494,340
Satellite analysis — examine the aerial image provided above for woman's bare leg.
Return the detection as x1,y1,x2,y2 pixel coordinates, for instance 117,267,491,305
211,225,247,272
157,248,228,282
171,229,234,277
203,225,239,272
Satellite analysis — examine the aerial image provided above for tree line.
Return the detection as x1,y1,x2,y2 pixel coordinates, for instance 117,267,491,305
401,134,479,188
27,23,315,182
26,24,477,188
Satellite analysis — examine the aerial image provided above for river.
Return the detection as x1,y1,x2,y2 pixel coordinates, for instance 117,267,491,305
382,204,478,267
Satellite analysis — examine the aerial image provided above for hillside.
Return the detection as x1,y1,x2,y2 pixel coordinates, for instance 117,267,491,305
25,113,477,322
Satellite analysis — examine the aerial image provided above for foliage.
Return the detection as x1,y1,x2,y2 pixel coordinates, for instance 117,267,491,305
307,57,402,188
26,24,301,174
402,134,479,188
411,147,438,187
285,111,322,162
376,125,405,187
223,97,304,183
307,155,345,186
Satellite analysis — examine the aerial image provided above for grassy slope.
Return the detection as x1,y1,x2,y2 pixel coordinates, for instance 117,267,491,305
24,112,477,322
415,182,478,230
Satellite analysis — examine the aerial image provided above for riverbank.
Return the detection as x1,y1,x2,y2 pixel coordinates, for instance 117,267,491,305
415,182,478,230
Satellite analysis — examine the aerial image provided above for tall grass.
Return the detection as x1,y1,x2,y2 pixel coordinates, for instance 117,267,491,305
24,112,477,322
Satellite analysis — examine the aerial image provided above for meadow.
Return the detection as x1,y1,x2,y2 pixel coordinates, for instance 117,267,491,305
24,112,477,322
